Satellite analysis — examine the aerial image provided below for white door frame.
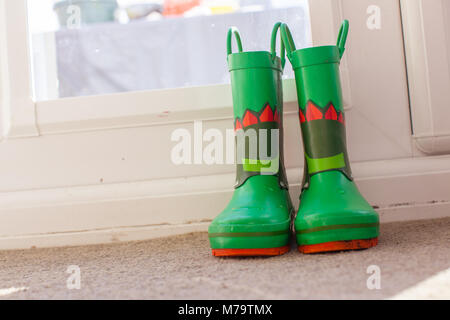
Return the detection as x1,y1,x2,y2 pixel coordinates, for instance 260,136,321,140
400,0,450,154
0,0,38,139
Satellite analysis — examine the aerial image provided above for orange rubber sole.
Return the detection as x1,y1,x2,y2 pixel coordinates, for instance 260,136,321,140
298,238,378,254
212,245,290,257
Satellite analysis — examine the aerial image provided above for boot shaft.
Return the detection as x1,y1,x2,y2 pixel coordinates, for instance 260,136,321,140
281,21,352,187
227,24,289,189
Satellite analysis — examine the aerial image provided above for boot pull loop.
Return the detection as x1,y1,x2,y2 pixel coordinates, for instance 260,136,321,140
337,20,349,59
280,23,296,61
270,22,286,69
227,27,243,56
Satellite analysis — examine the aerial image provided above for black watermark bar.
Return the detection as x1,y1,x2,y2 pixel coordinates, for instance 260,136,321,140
0,300,439,318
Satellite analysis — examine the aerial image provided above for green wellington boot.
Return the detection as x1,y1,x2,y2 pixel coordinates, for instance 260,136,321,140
208,23,294,257
281,20,379,253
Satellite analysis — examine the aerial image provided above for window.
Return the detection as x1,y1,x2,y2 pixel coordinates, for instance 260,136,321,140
27,0,311,101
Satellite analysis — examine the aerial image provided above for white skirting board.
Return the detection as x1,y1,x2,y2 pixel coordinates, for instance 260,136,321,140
0,155,450,250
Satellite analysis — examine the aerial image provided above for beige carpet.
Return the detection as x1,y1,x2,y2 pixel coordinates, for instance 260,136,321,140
0,218,449,300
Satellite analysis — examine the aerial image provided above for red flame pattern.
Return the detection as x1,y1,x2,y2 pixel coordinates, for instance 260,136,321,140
234,103,279,131
299,101,345,125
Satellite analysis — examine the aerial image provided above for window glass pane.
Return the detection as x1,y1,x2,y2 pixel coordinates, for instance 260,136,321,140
27,0,311,101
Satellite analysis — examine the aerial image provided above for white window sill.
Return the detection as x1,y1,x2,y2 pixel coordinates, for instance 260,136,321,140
34,79,300,135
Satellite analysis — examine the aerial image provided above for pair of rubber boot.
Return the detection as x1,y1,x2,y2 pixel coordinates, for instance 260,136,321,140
209,21,379,256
